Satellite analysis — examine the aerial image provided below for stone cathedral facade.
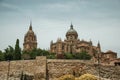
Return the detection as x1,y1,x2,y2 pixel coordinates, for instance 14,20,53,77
23,22,37,51
23,23,118,63
50,24,101,55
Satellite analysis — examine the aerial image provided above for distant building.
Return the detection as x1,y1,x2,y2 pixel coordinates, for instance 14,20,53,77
23,22,37,51
101,50,118,65
50,24,101,57
103,50,117,60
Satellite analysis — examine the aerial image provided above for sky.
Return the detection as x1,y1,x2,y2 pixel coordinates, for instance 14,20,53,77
0,0,120,57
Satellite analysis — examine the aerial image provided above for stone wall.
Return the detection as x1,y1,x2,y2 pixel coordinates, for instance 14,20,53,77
47,59,95,80
47,59,120,80
0,56,120,80
0,56,46,80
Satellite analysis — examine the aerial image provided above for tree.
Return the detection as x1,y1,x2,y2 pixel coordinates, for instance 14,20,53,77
74,52,91,60
36,48,43,56
42,50,49,56
14,39,21,60
22,48,50,59
64,53,73,59
0,50,4,61
30,48,37,59
4,46,14,60
22,51,31,60
47,53,56,59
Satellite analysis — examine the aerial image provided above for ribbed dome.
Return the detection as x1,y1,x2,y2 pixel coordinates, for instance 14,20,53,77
66,24,78,36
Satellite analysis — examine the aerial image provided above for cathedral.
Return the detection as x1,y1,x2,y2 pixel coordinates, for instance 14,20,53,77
23,22,37,51
50,24,117,62
50,24,101,56
23,22,118,64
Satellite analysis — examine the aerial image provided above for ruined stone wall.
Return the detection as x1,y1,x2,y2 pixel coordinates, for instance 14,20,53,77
0,56,120,80
47,59,95,80
0,56,46,80
47,59,120,80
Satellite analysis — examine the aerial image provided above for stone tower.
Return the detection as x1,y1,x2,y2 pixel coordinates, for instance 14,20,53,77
23,22,37,51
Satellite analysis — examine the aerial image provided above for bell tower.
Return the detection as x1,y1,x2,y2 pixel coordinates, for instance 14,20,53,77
23,22,37,51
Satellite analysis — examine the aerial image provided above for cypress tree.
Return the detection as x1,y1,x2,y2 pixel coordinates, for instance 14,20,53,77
14,39,21,60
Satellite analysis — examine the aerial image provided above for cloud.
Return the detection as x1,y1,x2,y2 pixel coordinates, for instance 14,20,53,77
0,0,120,57
0,2,20,12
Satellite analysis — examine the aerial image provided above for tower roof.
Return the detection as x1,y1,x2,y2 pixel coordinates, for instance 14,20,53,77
26,22,35,35
29,21,32,30
66,23,78,36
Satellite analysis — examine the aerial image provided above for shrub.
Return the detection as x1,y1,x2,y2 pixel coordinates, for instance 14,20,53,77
78,73,97,80
59,74,75,80
64,53,73,59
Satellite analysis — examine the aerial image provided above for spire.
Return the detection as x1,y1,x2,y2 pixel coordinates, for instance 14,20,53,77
70,22,73,29
89,39,92,45
50,40,53,45
97,41,101,53
29,20,32,30
97,41,101,48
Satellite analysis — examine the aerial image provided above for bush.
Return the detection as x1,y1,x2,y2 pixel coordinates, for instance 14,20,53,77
58,74,98,80
59,74,75,80
74,52,92,60
64,53,73,59
78,73,97,80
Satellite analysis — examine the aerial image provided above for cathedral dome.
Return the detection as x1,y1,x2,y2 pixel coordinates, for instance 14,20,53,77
66,24,78,37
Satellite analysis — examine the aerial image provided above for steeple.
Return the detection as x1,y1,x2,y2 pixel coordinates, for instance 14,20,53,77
97,41,100,48
97,41,101,53
70,22,73,29
29,21,32,30
89,39,92,45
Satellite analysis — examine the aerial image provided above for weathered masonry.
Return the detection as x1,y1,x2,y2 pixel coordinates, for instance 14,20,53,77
0,56,120,80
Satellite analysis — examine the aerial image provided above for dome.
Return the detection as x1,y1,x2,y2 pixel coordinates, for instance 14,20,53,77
106,50,114,53
66,24,78,37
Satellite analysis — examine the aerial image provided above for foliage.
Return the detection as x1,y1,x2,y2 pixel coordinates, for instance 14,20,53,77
0,50,4,61
78,73,97,80
0,39,21,61
0,39,92,61
73,51,92,60
63,51,91,60
14,39,21,60
59,74,75,80
47,53,56,59
4,46,14,60
40,49,49,56
22,51,31,60
64,53,73,59
22,48,51,59
58,74,97,80
57,54,64,59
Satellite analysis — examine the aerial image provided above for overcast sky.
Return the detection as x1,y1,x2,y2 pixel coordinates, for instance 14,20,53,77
0,0,120,57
